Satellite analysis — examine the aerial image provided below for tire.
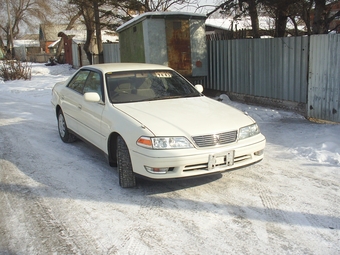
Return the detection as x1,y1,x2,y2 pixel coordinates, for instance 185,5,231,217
117,136,136,188
57,110,76,143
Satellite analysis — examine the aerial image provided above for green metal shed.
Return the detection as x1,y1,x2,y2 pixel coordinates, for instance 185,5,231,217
117,12,208,78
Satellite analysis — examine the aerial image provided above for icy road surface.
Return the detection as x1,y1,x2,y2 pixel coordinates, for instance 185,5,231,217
0,64,339,254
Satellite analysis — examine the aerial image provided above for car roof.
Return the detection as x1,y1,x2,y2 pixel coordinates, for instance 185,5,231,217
82,63,173,74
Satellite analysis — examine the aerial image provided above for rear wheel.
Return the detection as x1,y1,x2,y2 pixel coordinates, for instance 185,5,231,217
57,110,76,143
117,136,136,188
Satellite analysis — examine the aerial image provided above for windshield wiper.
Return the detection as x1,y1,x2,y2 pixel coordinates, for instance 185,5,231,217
153,94,200,100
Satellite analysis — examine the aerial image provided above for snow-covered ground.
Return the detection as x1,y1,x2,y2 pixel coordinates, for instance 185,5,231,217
0,63,339,254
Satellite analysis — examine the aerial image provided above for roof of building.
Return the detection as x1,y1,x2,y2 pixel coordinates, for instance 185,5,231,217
3,39,40,48
117,11,207,32
58,30,119,44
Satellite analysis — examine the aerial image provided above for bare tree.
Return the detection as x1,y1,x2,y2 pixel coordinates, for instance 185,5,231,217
48,0,83,62
103,0,191,30
312,0,340,34
81,1,95,64
261,0,301,37
265,0,340,36
140,0,190,11
240,0,261,38
55,10,82,62
205,0,261,38
94,0,104,63
0,0,52,58
292,0,313,35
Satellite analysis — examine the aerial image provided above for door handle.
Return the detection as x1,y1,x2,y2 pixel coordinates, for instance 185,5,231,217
78,104,82,109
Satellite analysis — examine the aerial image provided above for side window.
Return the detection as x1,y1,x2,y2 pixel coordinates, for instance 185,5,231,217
83,71,103,101
67,70,90,94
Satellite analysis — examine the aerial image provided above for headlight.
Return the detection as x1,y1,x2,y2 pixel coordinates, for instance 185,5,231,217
137,136,193,149
239,123,260,140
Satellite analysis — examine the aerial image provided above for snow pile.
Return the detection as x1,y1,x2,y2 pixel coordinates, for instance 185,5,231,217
218,94,305,122
291,142,340,166
218,94,340,167
31,63,75,76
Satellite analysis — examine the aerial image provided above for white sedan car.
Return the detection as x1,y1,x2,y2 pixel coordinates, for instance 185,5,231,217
51,63,265,188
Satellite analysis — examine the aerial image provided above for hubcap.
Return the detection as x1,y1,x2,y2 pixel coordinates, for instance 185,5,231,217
58,113,66,137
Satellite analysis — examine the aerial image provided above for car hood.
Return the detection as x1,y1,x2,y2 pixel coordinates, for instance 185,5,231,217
114,96,255,137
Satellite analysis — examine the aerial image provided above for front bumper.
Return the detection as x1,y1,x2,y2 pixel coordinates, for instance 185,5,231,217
130,135,266,179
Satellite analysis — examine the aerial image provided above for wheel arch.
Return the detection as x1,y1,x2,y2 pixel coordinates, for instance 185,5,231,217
56,105,62,118
107,132,120,166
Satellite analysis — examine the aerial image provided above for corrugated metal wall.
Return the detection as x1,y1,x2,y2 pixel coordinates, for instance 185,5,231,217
143,19,168,65
206,36,309,103
119,22,145,62
72,42,79,68
308,34,340,122
103,43,120,63
72,43,91,68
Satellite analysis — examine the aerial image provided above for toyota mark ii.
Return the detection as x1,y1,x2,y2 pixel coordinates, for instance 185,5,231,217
51,63,266,188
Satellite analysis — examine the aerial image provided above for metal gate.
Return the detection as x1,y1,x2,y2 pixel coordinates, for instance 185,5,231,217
308,34,340,122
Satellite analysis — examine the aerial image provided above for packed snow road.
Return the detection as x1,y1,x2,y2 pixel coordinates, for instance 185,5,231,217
0,64,339,254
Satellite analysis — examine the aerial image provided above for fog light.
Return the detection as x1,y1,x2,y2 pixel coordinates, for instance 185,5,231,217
254,150,264,156
145,166,169,174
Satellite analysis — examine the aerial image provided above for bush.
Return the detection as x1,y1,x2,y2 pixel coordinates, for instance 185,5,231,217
0,60,32,81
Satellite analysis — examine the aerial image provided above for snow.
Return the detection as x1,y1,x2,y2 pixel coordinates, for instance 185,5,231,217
0,63,339,254
59,29,119,44
218,94,340,167
206,17,306,34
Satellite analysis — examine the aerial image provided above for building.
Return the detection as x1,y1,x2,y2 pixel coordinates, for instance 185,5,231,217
117,12,208,78
58,29,118,67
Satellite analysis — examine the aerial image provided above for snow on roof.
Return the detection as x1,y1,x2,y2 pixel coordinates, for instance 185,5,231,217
102,31,119,43
48,39,61,48
59,29,87,44
59,30,118,44
117,11,207,32
40,24,85,41
7,40,40,48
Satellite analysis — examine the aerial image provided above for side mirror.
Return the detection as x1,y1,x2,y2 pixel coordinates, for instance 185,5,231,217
195,84,204,93
84,92,101,103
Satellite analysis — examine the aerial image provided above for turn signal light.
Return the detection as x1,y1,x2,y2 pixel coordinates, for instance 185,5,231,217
254,150,264,156
145,166,169,174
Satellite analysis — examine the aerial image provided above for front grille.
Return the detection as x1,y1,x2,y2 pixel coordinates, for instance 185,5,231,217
192,130,237,147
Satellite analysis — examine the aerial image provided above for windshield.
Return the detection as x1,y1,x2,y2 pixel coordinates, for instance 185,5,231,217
105,70,201,103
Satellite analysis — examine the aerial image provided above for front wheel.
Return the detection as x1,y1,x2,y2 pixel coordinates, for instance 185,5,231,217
117,136,136,188
57,110,76,143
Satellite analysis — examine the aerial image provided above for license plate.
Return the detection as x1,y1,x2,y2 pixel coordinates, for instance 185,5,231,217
208,151,234,170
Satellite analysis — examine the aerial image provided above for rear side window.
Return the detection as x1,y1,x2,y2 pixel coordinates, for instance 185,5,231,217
67,70,90,94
